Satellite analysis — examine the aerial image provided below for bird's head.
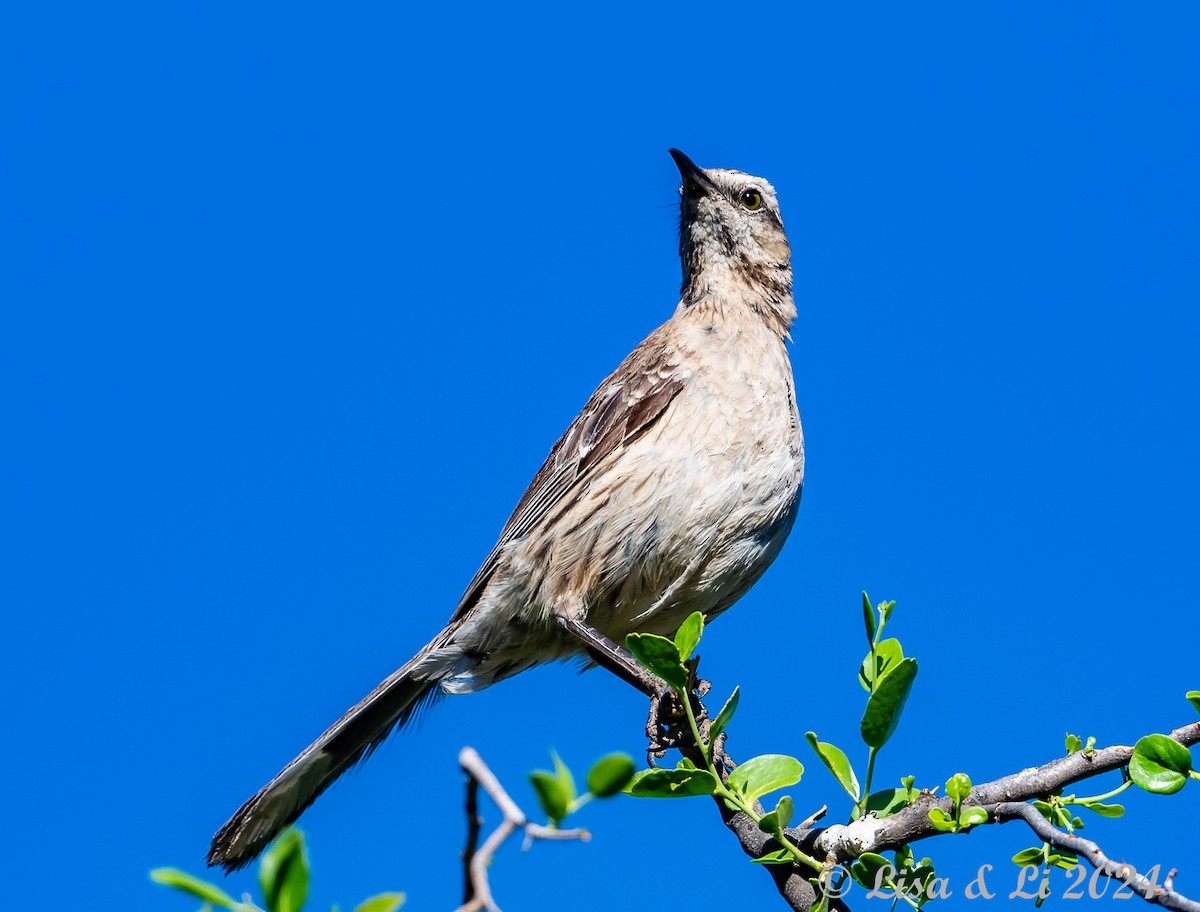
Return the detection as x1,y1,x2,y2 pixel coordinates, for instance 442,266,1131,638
670,148,795,333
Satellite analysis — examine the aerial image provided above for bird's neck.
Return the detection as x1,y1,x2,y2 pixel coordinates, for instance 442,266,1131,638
681,265,797,339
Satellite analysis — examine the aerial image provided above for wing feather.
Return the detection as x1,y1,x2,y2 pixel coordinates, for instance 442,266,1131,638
450,335,685,623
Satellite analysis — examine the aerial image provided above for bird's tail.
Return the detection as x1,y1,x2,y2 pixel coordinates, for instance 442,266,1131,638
207,625,467,871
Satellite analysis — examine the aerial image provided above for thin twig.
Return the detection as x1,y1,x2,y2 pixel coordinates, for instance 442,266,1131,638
461,771,481,906
996,801,1200,912
455,747,589,912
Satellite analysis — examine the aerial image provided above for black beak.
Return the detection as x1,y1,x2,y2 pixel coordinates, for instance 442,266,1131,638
670,148,717,199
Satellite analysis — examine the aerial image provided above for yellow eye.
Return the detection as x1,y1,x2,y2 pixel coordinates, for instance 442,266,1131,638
739,189,763,210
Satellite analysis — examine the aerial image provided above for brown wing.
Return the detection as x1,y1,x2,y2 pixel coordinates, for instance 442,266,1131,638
449,333,686,624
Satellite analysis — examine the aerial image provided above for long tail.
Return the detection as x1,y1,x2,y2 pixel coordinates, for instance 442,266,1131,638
207,626,466,871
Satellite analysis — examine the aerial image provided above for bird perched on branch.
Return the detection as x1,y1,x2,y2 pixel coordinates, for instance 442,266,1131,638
209,148,805,871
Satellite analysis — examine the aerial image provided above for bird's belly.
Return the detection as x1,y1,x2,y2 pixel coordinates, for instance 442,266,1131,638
581,397,803,641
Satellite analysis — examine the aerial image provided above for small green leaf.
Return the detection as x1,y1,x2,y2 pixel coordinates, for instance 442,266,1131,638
805,732,860,800
1065,733,1083,754
586,753,635,798
1071,816,1085,829
1129,734,1193,795
862,591,877,645
758,810,779,833
1048,852,1078,870
879,600,896,625
860,658,918,748
773,794,794,830
927,807,955,832
726,754,804,804
1187,691,1200,716
150,869,240,909
674,612,704,660
710,687,740,745
625,633,687,689
858,638,904,692
960,807,988,827
1012,848,1044,866
1031,799,1054,820
624,766,718,798
849,788,911,821
529,771,569,824
752,848,795,865
259,829,308,912
1081,800,1124,818
551,750,577,805
849,852,893,888
354,894,407,912
945,773,972,805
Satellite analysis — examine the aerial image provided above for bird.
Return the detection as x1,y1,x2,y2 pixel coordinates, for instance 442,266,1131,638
208,148,805,871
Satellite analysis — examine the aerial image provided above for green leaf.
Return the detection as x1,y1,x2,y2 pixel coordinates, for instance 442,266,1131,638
674,612,704,660
773,794,794,830
759,795,796,834
1187,691,1200,715
726,754,804,804
150,869,241,910
1129,734,1194,795
354,894,407,912
259,829,308,912
1081,800,1124,818
625,633,688,689
860,658,918,748
710,687,740,745
752,849,795,865
529,770,569,824
624,766,718,798
1031,799,1054,819
960,807,988,827
1065,733,1082,754
805,732,860,800
879,600,896,625
945,773,972,805
551,750,577,805
586,753,636,798
849,788,911,821
849,852,893,889
1048,852,1078,870
1012,848,1044,866
927,807,955,832
862,591,877,645
858,638,904,693
758,810,779,833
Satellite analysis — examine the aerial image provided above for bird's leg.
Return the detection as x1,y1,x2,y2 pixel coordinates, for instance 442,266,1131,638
645,686,686,764
555,617,681,763
555,616,664,696
554,617,713,766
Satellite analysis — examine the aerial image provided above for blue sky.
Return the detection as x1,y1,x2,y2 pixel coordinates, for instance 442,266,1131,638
3,2,1198,910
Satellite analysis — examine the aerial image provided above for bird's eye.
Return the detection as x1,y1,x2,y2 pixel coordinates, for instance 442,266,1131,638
739,189,764,210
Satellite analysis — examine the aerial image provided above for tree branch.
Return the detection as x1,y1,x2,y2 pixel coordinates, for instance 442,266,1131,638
995,801,1200,912
633,660,1199,912
809,722,1200,859
455,747,589,912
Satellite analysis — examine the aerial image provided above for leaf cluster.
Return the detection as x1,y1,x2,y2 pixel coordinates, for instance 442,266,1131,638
151,830,404,912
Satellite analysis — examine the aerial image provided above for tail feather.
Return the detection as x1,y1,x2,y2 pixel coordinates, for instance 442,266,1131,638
207,629,466,871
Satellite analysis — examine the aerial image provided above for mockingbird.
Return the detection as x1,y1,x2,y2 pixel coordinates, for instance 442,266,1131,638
208,148,804,871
